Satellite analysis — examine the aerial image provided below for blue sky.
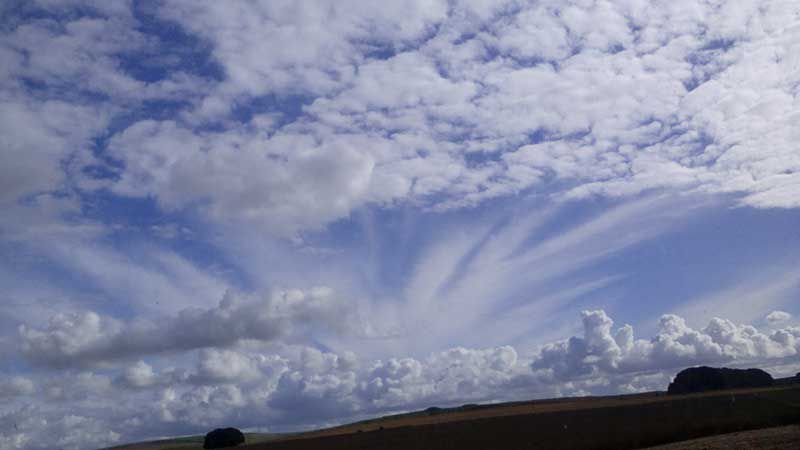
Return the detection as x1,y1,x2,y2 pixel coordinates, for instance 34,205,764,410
2,1,800,449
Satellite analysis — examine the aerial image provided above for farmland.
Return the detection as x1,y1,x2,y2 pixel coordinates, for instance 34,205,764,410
642,424,800,449
109,384,800,450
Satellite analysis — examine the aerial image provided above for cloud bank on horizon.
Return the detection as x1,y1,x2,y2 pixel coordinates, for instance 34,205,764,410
4,307,800,450
1,0,800,449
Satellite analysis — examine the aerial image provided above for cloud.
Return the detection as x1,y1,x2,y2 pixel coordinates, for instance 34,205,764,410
0,97,110,206
0,406,122,450
158,0,449,116
266,344,524,422
269,369,360,422
192,349,271,383
532,310,800,381
0,2,209,215
766,310,792,325
106,120,377,237
18,288,351,367
120,361,157,388
57,0,790,238
6,309,800,449
387,194,698,354
4,0,798,239
0,376,34,398
672,268,800,326
3,2,800,449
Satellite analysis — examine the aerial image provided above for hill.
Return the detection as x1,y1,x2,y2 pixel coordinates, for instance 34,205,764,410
103,432,287,450
110,383,800,450
239,385,800,449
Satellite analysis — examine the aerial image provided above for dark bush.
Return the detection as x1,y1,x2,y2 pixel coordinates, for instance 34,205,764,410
667,366,774,395
203,427,245,449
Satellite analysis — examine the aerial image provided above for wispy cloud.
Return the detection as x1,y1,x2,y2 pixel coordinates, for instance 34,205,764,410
674,266,800,327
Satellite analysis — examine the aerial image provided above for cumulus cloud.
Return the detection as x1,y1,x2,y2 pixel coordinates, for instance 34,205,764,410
6,309,800,449
270,369,360,421
120,361,157,388
766,310,792,325
0,406,122,450
18,288,350,367
190,348,285,384
532,310,800,381
268,344,526,422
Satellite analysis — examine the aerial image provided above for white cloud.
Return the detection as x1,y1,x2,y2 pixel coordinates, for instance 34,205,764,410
5,309,800,449
41,374,113,408
270,369,360,422
194,349,264,383
386,194,698,355
107,120,377,237
29,0,774,238
18,311,118,365
0,97,110,206
0,1,213,211
0,377,34,398
0,406,122,450
532,310,800,381
158,0,449,117
121,361,157,388
3,2,800,448
672,268,800,326
3,0,800,236
766,310,792,325
1,0,798,239
18,288,352,367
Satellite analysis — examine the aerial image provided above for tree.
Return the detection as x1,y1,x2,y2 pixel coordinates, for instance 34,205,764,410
667,366,773,395
203,427,245,449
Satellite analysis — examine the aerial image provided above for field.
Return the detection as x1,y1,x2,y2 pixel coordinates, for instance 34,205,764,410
642,425,800,449
109,385,800,450
104,433,287,450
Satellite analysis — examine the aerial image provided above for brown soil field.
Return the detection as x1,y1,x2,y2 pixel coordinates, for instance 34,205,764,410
642,424,800,449
236,386,800,450
108,386,800,450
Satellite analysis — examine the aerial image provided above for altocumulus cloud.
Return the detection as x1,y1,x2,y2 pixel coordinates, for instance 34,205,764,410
3,0,796,237
131,0,800,230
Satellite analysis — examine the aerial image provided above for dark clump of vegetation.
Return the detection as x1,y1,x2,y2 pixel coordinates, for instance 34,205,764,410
203,427,245,449
423,404,482,416
424,407,443,415
667,366,774,395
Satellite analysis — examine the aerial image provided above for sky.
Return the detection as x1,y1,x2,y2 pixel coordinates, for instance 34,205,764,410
1,0,800,448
